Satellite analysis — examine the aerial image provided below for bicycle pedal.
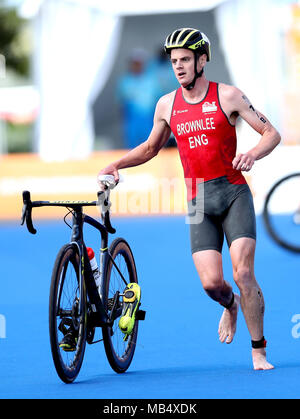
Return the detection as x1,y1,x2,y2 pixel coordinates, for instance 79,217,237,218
136,310,146,321
123,285,138,303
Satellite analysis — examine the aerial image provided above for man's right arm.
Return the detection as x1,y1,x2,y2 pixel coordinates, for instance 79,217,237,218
98,94,173,182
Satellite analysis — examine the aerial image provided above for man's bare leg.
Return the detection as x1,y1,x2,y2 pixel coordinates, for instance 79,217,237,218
218,293,240,344
230,238,274,370
193,250,240,344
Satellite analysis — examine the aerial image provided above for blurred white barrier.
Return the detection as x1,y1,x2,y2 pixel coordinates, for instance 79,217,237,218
34,0,122,161
215,0,286,136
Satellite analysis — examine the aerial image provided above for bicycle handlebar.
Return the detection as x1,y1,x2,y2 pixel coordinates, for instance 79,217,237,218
21,190,116,235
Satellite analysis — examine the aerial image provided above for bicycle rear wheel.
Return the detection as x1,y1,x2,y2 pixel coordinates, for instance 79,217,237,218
49,244,87,383
102,238,139,373
263,172,300,253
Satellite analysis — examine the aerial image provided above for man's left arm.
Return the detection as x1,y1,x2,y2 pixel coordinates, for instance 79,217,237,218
231,89,281,172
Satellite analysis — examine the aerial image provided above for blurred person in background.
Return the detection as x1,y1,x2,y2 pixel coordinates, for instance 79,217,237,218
99,28,281,370
149,47,178,98
117,48,160,148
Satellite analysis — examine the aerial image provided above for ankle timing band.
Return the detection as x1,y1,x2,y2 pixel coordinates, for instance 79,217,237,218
251,336,267,349
223,292,234,310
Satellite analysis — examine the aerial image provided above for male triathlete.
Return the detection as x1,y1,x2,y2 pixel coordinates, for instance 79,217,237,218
98,28,281,370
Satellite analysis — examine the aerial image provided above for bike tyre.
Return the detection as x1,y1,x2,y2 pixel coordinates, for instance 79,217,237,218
102,238,139,373
263,172,300,253
49,243,87,383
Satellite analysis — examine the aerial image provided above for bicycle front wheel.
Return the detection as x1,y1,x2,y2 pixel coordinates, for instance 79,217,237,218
263,172,300,253
49,243,87,383
102,238,139,373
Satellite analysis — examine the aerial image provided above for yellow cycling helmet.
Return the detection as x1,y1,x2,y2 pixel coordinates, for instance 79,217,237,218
164,28,211,61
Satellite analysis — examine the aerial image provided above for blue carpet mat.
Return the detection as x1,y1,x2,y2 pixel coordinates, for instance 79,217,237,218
0,215,299,399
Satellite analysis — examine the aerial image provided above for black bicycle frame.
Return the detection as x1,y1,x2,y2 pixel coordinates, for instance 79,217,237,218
71,209,111,327
21,190,128,327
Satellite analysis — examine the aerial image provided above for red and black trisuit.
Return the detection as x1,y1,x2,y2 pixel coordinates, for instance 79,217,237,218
170,81,256,253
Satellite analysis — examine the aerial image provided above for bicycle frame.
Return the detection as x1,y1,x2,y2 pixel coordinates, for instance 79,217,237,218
71,208,111,327
21,190,128,328
83,214,129,323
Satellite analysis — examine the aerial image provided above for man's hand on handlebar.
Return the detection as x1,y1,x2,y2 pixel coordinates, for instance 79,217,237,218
97,165,120,190
97,171,123,223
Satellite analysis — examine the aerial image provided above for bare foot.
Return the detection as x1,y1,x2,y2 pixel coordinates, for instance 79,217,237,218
252,348,274,370
218,294,240,344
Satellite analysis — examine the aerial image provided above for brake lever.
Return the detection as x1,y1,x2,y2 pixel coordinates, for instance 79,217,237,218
103,211,116,234
21,191,37,235
97,191,116,234
21,201,27,226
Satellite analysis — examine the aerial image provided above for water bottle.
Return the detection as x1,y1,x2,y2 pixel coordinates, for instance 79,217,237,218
87,247,101,295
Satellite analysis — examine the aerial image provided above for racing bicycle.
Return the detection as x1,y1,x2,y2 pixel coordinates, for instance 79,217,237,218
263,172,300,253
21,175,145,383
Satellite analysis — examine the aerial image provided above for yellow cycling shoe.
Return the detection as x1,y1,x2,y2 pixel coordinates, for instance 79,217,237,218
119,283,141,340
